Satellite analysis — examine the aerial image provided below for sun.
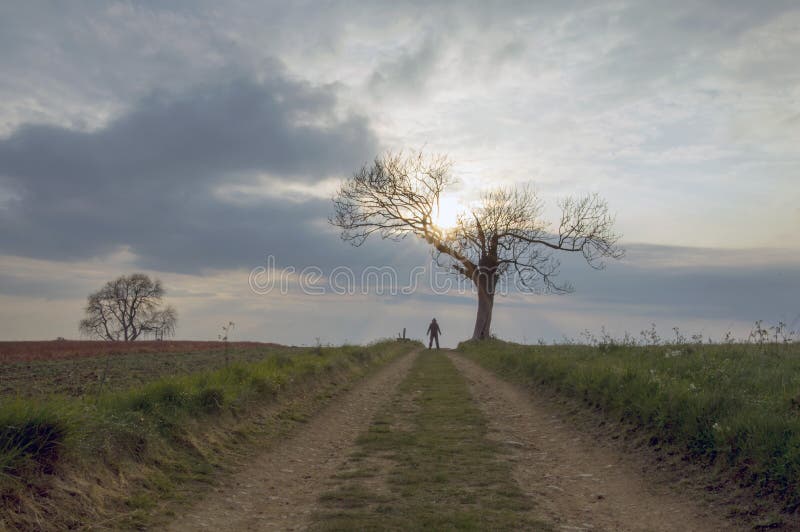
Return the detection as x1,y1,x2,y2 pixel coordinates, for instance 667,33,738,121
433,195,462,230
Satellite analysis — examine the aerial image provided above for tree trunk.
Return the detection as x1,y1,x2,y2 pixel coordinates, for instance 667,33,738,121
471,281,495,340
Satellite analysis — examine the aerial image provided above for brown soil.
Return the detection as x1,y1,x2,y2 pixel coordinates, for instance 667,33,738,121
165,349,420,531
448,352,740,532
0,340,283,363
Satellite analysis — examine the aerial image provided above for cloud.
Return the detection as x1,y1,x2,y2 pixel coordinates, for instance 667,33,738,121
368,37,442,99
553,243,800,324
1,1,798,343
0,71,384,271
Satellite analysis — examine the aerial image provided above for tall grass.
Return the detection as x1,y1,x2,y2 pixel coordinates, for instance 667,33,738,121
0,340,414,530
0,401,73,482
458,337,800,513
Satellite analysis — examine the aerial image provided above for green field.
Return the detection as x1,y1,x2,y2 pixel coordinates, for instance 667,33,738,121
458,338,800,518
0,340,415,530
0,344,302,398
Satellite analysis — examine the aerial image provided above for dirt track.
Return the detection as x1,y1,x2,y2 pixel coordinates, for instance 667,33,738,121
167,349,419,531
448,353,736,532
166,348,737,531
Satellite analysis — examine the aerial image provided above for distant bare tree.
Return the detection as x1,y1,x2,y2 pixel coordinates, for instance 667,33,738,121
150,307,178,340
79,273,177,341
331,150,624,340
218,321,235,366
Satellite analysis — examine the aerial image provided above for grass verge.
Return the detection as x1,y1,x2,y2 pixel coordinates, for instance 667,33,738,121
0,340,416,530
312,351,551,531
458,338,800,527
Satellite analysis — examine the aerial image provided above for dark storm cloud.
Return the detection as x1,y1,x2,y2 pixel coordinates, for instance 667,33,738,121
1,73,374,184
0,72,388,271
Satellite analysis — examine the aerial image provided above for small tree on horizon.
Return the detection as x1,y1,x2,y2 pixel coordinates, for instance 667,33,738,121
79,273,177,341
219,321,235,366
331,150,624,340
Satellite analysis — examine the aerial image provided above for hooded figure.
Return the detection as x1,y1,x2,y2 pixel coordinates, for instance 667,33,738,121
427,318,442,349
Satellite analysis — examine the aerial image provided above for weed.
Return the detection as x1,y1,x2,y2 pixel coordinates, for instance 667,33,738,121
196,388,225,412
248,375,278,398
0,402,69,478
218,321,235,366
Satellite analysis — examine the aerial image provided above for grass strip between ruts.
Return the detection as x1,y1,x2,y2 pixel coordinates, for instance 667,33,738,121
312,351,552,531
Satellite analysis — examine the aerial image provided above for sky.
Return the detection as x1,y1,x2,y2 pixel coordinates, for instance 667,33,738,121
0,1,798,346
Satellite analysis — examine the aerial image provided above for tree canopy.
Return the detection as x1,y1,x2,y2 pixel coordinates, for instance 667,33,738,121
79,273,177,341
332,150,624,339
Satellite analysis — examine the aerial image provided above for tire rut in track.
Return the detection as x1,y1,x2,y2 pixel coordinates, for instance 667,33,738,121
167,349,419,531
448,352,738,532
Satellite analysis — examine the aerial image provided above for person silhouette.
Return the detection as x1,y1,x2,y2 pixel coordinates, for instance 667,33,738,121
426,318,441,349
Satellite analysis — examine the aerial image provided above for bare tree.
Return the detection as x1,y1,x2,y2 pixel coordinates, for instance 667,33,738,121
331,150,624,340
149,307,178,340
79,273,178,341
218,321,235,366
